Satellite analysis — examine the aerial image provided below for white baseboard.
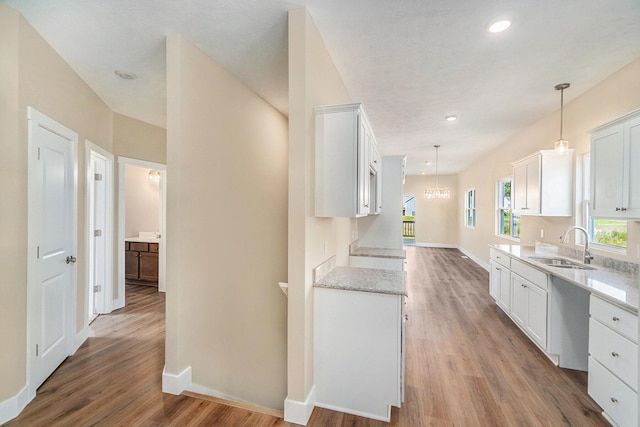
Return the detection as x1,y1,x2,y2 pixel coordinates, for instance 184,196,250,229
458,247,490,271
112,296,124,311
0,385,30,425
162,365,192,395
73,326,89,354
414,242,458,249
284,386,316,425
314,401,390,422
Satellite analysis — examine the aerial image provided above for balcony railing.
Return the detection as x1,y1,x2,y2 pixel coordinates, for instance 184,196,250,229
403,220,415,238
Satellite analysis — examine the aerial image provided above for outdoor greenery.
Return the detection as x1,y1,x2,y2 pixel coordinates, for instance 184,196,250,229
593,219,627,248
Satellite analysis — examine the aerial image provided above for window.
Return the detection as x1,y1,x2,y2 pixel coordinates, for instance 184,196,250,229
465,188,476,228
583,154,627,250
497,177,520,239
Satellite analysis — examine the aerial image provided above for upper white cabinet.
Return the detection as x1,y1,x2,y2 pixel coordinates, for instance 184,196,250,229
590,109,640,219
512,149,573,216
315,103,382,217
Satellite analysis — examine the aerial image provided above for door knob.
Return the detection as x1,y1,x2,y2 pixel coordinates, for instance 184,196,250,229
66,255,77,264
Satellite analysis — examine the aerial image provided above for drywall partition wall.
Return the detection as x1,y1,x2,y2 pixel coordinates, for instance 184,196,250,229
125,165,160,237
113,113,167,165
403,175,459,247
0,4,113,419
458,57,640,266
0,5,24,409
165,34,288,410
286,8,353,423
18,1,113,344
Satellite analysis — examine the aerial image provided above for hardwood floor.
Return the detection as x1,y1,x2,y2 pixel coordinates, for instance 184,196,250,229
4,248,607,426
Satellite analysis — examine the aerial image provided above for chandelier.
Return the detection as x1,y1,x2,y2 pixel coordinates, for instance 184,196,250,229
424,145,450,199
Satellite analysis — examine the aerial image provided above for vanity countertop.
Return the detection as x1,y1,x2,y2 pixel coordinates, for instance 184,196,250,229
491,244,638,312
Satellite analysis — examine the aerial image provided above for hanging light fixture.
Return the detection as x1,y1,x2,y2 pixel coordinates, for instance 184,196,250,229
554,83,570,154
424,145,450,199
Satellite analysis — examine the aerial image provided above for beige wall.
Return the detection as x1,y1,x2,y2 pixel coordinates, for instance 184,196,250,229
0,4,114,403
458,58,640,265
165,34,288,410
287,8,354,407
125,165,160,237
404,175,459,246
113,112,166,164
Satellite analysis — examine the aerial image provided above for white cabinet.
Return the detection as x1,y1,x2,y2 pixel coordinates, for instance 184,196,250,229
588,295,638,427
510,259,548,350
489,249,511,313
590,110,640,219
315,103,382,217
314,287,404,421
512,150,573,216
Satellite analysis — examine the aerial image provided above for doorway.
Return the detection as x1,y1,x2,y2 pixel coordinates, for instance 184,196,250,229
403,195,415,245
117,157,166,309
86,141,114,321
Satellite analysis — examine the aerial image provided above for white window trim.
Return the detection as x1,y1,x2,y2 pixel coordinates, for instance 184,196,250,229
496,176,520,240
465,188,476,229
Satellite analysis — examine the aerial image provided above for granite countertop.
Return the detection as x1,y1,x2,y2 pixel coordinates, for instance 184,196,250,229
125,237,160,244
315,266,407,296
491,244,638,312
350,246,406,259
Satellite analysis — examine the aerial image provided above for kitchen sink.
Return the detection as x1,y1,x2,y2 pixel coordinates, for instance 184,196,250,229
528,256,597,270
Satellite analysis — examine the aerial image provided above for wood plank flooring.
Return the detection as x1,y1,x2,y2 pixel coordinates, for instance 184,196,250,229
4,247,608,426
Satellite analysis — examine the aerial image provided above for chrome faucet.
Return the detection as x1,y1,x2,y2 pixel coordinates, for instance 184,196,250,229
560,226,594,264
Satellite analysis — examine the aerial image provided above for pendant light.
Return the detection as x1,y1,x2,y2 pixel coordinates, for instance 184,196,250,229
424,145,450,199
554,83,570,154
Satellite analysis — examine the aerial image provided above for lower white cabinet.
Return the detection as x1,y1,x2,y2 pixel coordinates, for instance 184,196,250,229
510,271,548,350
489,249,548,352
314,287,405,422
588,295,638,427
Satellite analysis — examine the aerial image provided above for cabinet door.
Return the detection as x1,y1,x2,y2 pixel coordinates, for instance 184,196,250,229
510,274,527,328
139,252,159,282
513,162,528,211
489,261,500,300
591,124,624,217
623,116,640,217
526,282,547,349
497,268,510,313
125,250,139,279
525,157,540,214
357,116,371,215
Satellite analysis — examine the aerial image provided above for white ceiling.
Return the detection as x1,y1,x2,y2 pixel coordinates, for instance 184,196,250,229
3,0,640,175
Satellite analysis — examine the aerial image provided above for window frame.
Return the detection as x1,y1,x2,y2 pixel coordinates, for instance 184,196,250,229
496,176,520,241
582,154,627,253
464,188,476,228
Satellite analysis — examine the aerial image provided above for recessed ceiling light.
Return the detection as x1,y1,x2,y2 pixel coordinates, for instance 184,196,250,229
445,115,457,122
425,161,432,165
421,172,425,175
114,70,137,80
488,19,511,33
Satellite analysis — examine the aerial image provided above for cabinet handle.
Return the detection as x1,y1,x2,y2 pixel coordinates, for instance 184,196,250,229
621,207,627,212
612,316,620,321
616,207,621,211
610,397,618,404
611,351,619,357
496,267,501,271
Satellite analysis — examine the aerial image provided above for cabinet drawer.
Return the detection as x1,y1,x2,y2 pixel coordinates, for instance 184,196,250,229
490,249,510,269
130,242,149,252
588,357,637,427
149,243,159,253
589,319,638,391
510,259,547,290
590,295,638,343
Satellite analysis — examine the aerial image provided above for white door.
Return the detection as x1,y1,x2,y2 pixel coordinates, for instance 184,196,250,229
28,108,77,393
88,146,113,316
